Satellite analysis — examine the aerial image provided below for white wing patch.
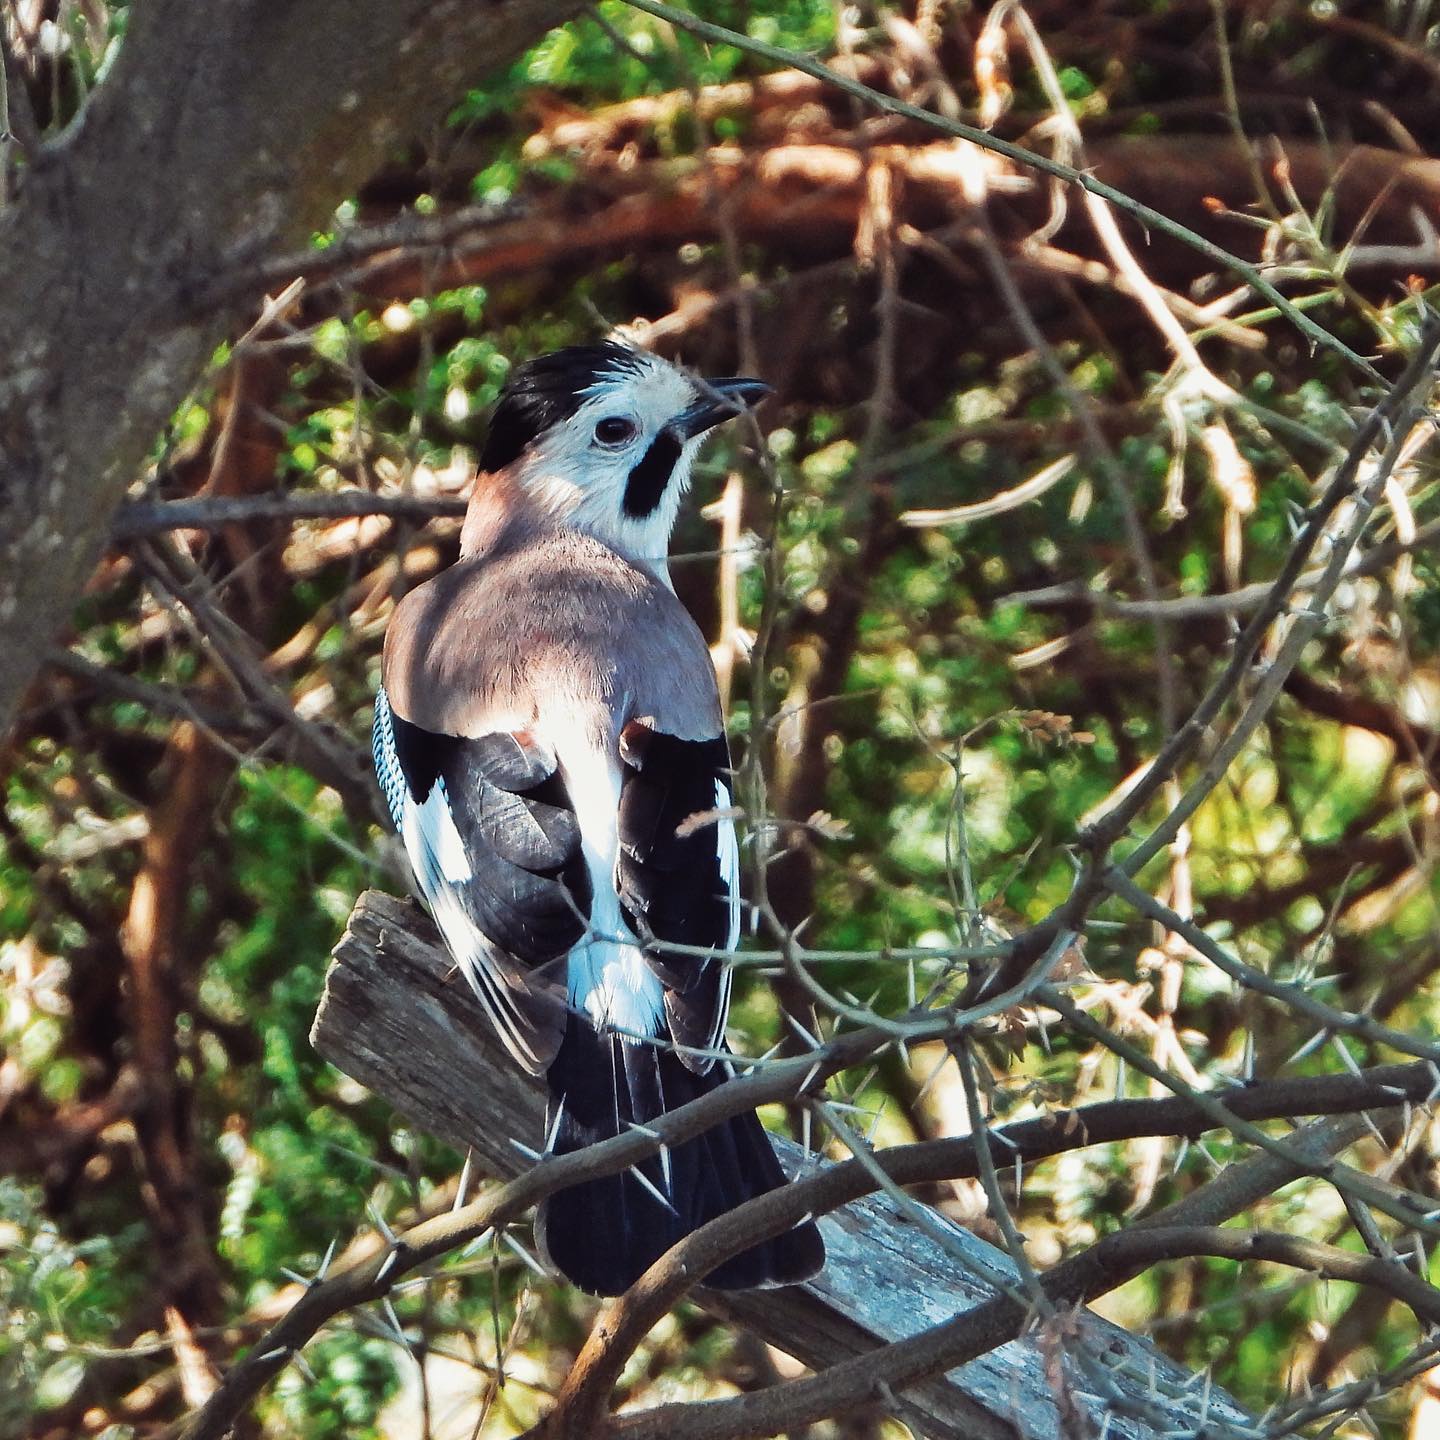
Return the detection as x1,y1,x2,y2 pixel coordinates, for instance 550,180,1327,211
381,702,545,1071
405,779,473,886
715,778,741,952
398,781,516,1021
708,777,740,1052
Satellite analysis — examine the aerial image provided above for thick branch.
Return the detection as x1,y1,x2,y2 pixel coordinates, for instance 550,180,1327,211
236,134,1440,314
623,0,1380,380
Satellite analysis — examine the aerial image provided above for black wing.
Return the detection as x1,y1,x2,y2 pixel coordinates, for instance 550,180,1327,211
614,723,740,1072
373,686,591,1073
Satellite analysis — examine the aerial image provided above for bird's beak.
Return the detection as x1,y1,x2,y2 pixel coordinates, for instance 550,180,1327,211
675,377,773,439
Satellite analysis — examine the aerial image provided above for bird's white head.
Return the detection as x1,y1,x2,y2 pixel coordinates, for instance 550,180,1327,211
465,342,769,573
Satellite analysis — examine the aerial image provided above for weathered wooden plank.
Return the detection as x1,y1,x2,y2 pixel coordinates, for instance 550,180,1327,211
314,890,1253,1439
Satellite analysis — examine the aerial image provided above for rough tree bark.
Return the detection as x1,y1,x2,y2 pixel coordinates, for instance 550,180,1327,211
0,0,578,737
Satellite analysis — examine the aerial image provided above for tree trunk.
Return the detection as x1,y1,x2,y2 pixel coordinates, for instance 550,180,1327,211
0,0,577,736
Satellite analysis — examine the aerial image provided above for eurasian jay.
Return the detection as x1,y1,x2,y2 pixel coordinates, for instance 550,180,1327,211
373,341,825,1295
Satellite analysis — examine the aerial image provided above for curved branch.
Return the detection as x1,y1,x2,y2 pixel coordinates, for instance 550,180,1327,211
622,0,1379,381
542,1062,1433,1435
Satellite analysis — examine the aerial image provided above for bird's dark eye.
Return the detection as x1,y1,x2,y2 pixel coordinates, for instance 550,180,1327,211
594,417,637,446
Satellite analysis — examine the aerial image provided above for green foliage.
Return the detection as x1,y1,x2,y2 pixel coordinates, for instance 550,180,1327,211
0,1180,133,1432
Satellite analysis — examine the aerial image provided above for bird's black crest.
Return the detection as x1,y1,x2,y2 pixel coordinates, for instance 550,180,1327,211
480,342,647,472
623,430,683,518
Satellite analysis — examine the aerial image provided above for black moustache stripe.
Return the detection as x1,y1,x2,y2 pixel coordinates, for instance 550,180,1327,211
623,429,682,518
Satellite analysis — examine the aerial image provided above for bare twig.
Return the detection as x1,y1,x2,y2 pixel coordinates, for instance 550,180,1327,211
133,537,381,824
111,489,466,540
1082,318,1440,858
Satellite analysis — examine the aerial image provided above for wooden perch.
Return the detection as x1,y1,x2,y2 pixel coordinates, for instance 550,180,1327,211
316,891,1255,1440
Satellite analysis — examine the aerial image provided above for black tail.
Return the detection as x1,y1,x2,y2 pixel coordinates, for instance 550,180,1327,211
535,1016,825,1296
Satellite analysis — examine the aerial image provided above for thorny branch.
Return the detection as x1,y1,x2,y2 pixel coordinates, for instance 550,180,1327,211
541,1067,1421,1437
537,1107,1399,1440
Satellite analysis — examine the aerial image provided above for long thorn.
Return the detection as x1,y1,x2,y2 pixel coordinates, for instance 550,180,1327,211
367,1202,397,1245
627,1163,678,1216
453,1149,474,1212
501,1229,549,1278
544,1101,567,1156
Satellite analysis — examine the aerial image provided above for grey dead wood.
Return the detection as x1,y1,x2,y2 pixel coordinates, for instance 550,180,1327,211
0,0,578,739
315,890,1257,1440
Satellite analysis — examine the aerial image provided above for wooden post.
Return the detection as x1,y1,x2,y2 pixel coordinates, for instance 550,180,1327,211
314,891,1253,1439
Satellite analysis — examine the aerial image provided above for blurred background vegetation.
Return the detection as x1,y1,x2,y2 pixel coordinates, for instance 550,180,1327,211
3,0,1440,1435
